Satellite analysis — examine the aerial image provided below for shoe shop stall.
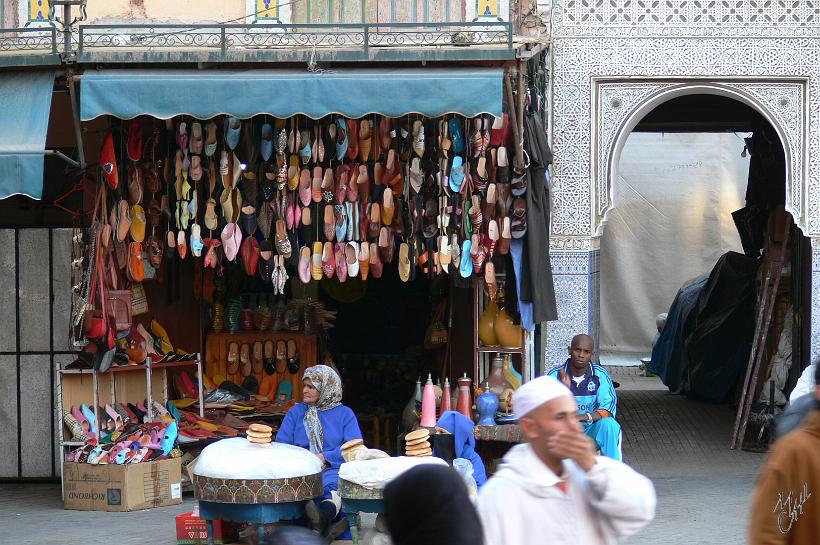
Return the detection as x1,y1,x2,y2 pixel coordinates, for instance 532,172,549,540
59,62,555,524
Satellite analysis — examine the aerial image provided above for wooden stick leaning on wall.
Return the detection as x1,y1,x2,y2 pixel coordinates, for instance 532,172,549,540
504,71,525,170
730,222,790,449
517,61,527,168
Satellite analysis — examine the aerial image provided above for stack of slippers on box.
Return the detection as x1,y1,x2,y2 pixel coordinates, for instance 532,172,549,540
246,423,273,444
404,428,432,457
66,420,179,465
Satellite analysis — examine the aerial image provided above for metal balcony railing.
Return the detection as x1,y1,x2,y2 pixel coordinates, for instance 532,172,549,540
0,27,59,65
76,22,514,62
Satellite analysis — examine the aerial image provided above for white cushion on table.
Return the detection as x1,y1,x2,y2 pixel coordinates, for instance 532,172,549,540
339,456,448,490
193,437,323,480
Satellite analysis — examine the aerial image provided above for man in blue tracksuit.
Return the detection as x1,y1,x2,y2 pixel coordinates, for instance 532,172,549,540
547,334,622,461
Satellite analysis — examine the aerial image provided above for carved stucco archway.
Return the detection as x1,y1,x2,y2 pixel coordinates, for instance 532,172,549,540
595,79,807,236
542,9,820,371
545,78,811,368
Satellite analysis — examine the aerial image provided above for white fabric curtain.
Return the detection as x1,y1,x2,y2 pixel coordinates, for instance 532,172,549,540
600,132,750,364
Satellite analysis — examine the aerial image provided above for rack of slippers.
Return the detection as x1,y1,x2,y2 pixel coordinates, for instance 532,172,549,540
204,330,315,408
57,352,206,500
90,112,523,295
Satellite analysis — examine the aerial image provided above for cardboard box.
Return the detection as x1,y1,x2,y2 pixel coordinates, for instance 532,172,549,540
63,457,182,511
176,512,239,545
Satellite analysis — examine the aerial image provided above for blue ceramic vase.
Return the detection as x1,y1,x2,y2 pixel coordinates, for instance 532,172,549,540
476,387,499,426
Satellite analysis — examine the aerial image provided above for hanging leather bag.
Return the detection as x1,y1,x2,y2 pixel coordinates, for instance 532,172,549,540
83,243,109,340
103,239,133,332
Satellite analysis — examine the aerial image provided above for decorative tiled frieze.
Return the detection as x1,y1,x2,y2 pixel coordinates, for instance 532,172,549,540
551,251,593,275
553,0,820,37
546,251,593,369
546,249,601,369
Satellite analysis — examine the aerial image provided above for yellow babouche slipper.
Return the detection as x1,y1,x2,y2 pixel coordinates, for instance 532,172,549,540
150,319,174,354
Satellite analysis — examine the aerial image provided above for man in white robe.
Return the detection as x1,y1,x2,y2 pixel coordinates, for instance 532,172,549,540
477,376,656,545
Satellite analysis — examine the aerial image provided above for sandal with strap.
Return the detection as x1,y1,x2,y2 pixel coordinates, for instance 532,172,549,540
511,198,527,239
511,168,527,197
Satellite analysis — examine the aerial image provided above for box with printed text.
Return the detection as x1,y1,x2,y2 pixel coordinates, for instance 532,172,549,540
63,457,182,511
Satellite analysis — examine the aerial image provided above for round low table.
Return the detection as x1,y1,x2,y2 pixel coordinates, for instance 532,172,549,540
339,478,385,545
193,473,323,545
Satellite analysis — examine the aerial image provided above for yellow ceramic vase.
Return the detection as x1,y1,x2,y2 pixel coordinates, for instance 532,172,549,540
478,299,499,346
495,307,523,349
502,355,522,390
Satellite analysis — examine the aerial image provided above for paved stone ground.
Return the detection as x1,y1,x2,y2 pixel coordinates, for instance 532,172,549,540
0,370,766,545
614,372,766,545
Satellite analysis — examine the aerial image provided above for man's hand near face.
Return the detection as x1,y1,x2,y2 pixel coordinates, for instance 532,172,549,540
547,430,597,472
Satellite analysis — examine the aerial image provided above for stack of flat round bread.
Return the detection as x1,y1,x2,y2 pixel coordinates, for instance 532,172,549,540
246,423,273,444
341,438,366,462
404,428,432,457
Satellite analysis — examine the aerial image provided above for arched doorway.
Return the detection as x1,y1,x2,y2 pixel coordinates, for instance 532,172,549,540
598,92,810,407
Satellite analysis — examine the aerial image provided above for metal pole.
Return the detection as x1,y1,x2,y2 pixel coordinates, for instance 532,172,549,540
45,149,81,168
63,5,71,55
197,353,205,418
146,355,154,421
66,72,86,169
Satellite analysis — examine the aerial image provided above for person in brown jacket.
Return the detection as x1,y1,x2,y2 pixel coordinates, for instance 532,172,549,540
748,363,819,544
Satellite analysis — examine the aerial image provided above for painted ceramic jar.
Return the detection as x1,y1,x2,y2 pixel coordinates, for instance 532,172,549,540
476,385,499,426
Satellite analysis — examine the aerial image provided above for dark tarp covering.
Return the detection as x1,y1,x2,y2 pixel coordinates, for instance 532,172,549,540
650,251,758,402
649,275,708,395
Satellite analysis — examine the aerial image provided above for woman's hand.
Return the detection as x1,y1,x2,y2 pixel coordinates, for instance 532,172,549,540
316,453,327,467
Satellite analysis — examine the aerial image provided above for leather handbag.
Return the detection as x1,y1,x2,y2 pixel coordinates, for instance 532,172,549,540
106,289,132,332
101,239,132,332
83,242,109,340
130,282,149,316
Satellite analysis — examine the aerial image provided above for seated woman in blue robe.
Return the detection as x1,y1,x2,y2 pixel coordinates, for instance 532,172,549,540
435,410,488,487
276,365,362,540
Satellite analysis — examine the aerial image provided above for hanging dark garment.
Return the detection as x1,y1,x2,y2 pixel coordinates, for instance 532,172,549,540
520,112,558,322
743,125,785,210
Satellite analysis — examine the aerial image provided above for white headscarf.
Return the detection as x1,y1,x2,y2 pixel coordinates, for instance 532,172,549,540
302,365,343,454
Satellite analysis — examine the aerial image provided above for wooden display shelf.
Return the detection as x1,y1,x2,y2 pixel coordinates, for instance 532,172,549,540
59,358,198,374
205,331,317,403
472,279,532,387
477,346,525,354
57,354,206,500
